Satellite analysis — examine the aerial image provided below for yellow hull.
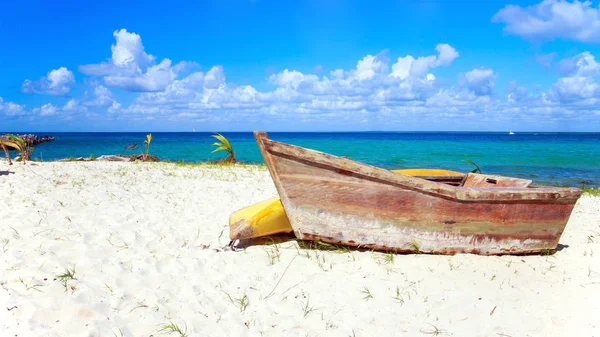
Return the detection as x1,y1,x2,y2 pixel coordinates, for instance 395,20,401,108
229,168,464,240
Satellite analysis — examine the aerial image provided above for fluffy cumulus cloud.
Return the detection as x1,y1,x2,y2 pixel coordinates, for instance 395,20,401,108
506,81,529,102
493,0,600,43
390,44,459,79
0,97,28,116
84,84,119,108
550,52,600,102
22,67,75,96
123,44,510,122
9,28,600,128
464,68,497,96
79,29,190,92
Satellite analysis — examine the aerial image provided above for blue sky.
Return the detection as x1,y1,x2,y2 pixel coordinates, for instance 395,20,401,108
2,0,600,132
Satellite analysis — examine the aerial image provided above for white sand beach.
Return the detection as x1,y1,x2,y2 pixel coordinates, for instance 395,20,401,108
1,161,599,337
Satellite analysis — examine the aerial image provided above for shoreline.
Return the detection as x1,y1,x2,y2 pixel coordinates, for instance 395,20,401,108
2,158,599,191
1,161,599,336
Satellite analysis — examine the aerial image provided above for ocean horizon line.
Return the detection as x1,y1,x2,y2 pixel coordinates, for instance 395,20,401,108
3,130,600,134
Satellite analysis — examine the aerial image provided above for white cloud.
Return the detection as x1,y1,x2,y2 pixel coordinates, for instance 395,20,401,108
269,69,318,88
506,80,530,102
81,84,122,113
559,51,600,76
36,103,59,116
79,29,190,92
108,101,122,113
22,67,75,96
123,45,475,122
552,76,598,101
203,66,226,89
390,44,459,79
465,68,497,96
0,98,28,116
355,54,388,80
493,0,600,43
8,37,600,129
550,52,600,102
63,99,79,111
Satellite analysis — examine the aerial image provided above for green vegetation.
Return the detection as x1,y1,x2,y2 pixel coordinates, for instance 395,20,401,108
583,187,600,196
302,296,317,317
295,239,351,253
157,321,188,337
2,134,34,164
0,138,13,165
463,159,482,174
223,291,249,312
361,287,374,301
56,267,77,292
211,133,236,163
142,133,152,160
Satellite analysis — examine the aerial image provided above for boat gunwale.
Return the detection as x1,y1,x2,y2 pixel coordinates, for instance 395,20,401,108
254,131,582,204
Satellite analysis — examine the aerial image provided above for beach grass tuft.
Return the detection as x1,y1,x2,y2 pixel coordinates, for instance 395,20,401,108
223,290,249,312
583,187,600,196
20,263,45,292
56,267,77,292
157,321,188,337
421,324,445,336
361,287,374,301
393,286,405,304
265,238,281,265
411,241,421,254
302,296,317,318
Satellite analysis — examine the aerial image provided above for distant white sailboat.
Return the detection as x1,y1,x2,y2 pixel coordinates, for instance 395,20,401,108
192,128,196,132
509,129,515,135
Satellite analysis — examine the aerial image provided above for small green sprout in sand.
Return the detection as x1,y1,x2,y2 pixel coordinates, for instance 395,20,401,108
303,296,317,318
384,252,395,264
223,290,249,312
393,286,405,304
2,238,9,253
361,287,374,301
266,238,281,265
157,321,188,337
411,241,421,254
20,263,45,292
56,267,77,292
421,324,445,336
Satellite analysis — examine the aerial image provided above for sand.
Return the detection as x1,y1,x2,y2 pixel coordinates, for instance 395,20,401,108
0,161,599,337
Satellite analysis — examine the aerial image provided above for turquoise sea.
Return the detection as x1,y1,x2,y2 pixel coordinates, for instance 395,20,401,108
4,132,600,187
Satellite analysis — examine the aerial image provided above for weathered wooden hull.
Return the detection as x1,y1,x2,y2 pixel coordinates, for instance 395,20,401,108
254,131,582,255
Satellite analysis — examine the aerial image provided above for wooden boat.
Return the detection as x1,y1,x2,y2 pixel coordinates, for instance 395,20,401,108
251,131,582,255
229,169,464,241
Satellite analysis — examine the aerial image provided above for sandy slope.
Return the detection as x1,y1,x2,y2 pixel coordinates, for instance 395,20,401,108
0,161,599,337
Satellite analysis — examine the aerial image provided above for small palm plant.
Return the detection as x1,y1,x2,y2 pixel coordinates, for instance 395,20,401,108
3,134,33,163
463,159,483,174
141,133,152,161
211,133,236,163
0,138,13,165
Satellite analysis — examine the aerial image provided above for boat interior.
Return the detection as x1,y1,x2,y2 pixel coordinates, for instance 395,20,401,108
414,172,533,188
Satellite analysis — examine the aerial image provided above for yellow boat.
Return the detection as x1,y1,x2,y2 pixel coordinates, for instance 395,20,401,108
229,168,464,241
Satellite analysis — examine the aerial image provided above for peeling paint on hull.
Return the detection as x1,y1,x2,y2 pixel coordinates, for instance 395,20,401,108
254,131,583,255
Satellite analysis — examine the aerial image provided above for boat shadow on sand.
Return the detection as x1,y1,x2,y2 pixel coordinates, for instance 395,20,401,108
230,235,570,256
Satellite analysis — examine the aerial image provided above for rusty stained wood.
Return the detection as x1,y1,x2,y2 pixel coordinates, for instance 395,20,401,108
254,131,583,255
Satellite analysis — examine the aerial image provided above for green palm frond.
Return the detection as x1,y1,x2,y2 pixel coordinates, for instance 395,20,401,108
3,134,32,163
211,133,235,162
463,159,483,174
